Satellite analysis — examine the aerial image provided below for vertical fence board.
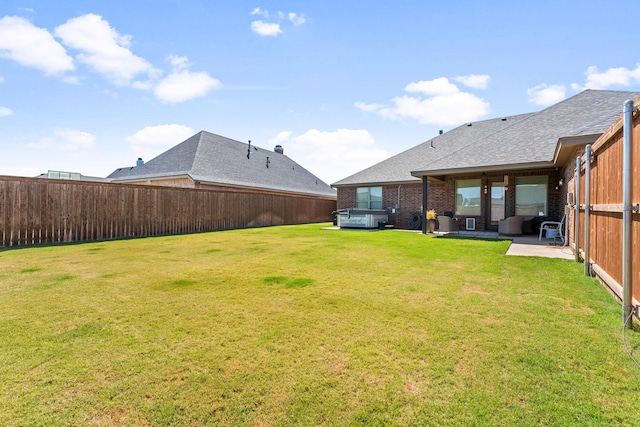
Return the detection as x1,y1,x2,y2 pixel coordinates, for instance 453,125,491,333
576,97,640,303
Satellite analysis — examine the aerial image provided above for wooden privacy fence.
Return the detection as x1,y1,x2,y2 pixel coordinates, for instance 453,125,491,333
0,176,336,247
572,96,640,305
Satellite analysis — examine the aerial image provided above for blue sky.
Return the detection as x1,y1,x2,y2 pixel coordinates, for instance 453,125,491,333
2,1,640,184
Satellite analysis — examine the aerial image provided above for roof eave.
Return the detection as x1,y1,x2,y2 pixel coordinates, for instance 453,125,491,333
192,177,336,199
331,178,421,188
111,173,192,183
111,173,336,199
411,161,556,178
553,134,600,166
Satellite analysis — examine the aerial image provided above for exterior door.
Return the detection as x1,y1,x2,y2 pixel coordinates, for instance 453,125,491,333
487,181,505,230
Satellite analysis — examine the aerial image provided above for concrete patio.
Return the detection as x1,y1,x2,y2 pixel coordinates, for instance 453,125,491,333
325,226,575,260
434,230,574,260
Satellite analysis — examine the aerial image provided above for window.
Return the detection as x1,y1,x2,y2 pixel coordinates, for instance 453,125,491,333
356,186,382,209
47,170,81,180
455,179,481,216
515,176,547,216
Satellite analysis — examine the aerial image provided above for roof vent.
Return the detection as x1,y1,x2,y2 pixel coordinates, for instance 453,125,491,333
466,123,472,127
274,144,284,154
136,158,144,167
439,130,443,135
501,117,507,121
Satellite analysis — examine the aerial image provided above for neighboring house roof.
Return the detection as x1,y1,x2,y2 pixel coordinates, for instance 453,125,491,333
333,89,640,186
108,131,336,198
36,171,111,182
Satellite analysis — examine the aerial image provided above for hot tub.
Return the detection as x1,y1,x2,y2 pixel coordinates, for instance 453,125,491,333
336,209,388,229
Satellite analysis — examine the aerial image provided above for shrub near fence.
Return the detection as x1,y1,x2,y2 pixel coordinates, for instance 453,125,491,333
0,176,336,247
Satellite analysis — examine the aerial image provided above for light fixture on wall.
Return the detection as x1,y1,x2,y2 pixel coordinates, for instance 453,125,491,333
559,178,564,187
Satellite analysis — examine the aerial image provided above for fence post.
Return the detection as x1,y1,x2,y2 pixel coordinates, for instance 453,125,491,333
622,100,634,326
584,145,591,276
574,156,581,263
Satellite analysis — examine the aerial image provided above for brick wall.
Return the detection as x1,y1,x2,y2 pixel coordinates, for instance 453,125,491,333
337,186,357,210
385,184,423,229
561,147,583,245
336,183,422,229
336,167,566,231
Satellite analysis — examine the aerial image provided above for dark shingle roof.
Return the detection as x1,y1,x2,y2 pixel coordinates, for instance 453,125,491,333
108,131,336,198
332,89,640,186
332,113,534,186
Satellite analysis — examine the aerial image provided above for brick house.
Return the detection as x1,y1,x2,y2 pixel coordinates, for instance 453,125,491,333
332,90,640,232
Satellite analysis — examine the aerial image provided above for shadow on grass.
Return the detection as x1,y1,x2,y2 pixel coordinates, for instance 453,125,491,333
0,224,298,253
434,235,512,243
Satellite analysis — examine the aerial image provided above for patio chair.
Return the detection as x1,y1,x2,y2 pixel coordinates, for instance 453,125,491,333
498,216,524,235
438,216,459,232
539,214,566,244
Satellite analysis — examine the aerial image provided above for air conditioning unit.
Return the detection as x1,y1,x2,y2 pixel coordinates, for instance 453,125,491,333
465,218,476,230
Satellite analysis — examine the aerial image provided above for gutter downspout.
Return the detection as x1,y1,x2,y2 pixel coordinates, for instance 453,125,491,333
574,156,581,263
584,145,591,276
622,100,634,326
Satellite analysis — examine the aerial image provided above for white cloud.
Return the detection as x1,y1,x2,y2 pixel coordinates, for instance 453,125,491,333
455,74,490,89
166,54,189,70
154,71,221,102
270,130,292,143
573,64,640,90
288,12,306,26
250,8,306,35
250,8,269,18
251,20,282,36
29,129,96,151
381,92,489,126
0,16,74,75
405,77,460,96
153,56,221,103
54,14,157,86
354,101,383,112
361,77,490,126
125,124,194,160
268,128,392,184
527,84,567,106
0,106,13,116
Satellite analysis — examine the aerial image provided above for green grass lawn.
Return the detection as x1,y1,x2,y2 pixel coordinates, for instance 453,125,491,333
1,223,639,426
